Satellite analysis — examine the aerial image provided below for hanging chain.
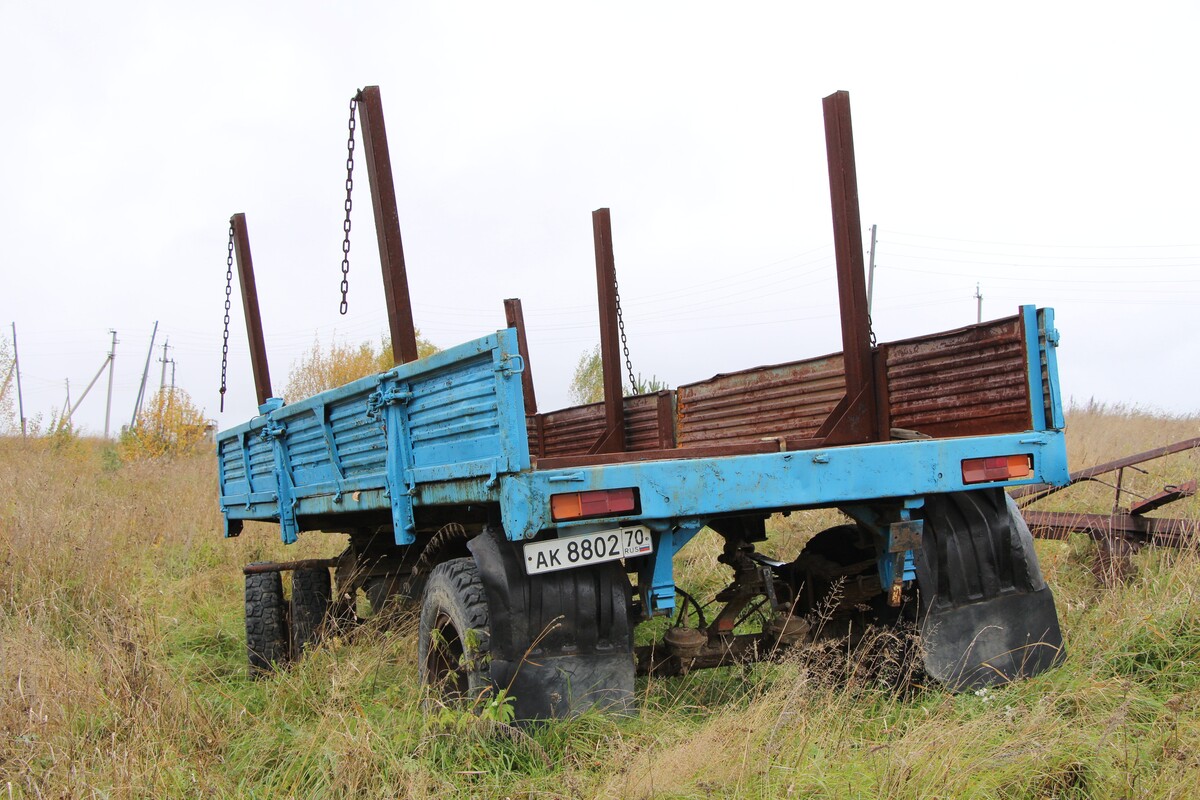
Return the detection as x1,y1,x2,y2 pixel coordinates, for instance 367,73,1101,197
612,274,637,391
339,94,359,314
220,221,234,412
867,313,877,347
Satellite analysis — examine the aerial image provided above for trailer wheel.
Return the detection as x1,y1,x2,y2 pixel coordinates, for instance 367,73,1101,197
245,567,289,676
291,567,332,659
418,558,493,706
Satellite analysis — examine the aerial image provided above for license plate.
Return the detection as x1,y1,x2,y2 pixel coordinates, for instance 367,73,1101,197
524,525,653,575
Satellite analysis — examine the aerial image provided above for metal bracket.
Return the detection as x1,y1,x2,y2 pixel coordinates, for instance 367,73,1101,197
494,353,525,378
366,386,413,420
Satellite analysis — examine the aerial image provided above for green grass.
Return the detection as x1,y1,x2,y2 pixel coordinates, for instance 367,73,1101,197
2,405,1200,797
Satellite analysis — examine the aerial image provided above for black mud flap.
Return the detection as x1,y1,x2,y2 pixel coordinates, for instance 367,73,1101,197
468,528,636,720
914,490,1065,691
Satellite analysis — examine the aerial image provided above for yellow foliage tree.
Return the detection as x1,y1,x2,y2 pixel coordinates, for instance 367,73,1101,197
284,332,440,402
118,389,213,460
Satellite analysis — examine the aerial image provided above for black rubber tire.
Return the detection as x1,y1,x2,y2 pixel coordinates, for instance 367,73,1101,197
245,567,289,676
291,567,332,659
418,558,493,706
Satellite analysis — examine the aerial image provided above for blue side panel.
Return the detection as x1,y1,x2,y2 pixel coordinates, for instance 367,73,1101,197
216,329,530,543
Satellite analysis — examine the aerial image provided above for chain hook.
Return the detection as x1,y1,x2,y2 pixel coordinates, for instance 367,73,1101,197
220,220,234,412
339,93,359,315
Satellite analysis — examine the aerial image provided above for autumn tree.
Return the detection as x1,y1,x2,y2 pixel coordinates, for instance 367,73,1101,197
285,332,440,402
567,344,667,406
118,388,213,460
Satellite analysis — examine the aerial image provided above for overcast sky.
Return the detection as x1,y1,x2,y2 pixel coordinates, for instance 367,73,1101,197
2,1,1197,437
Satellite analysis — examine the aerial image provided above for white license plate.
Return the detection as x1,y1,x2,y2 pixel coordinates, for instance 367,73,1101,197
524,525,653,575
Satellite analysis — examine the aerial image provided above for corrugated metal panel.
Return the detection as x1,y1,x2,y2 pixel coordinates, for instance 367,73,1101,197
284,410,336,488
408,351,502,468
539,403,606,457
676,354,846,447
329,393,386,480
534,393,672,458
624,394,666,451
885,315,1030,437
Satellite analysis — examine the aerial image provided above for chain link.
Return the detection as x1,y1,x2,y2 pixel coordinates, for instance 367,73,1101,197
612,274,637,392
339,95,358,314
220,221,234,412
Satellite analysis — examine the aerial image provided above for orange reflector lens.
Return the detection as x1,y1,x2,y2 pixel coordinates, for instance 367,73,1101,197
550,488,638,521
961,454,1033,485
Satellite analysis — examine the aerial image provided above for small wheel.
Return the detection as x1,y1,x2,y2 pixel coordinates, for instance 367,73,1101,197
291,567,332,659
418,558,493,706
245,567,289,676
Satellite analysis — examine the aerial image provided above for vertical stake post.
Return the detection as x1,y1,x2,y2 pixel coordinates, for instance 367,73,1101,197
822,90,878,443
231,213,274,407
356,85,419,366
503,298,538,414
590,208,625,454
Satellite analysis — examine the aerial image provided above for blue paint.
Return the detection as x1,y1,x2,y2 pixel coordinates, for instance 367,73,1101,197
217,313,1071,573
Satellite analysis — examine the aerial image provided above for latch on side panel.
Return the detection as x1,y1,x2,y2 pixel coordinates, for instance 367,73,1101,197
366,386,413,420
494,353,525,378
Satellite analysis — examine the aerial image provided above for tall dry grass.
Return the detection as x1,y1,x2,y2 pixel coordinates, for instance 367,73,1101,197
0,402,1197,797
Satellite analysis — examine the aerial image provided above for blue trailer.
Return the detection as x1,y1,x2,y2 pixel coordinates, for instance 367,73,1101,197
218,89,1069,719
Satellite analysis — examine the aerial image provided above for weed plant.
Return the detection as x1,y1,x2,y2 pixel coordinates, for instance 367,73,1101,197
1,403,1199,797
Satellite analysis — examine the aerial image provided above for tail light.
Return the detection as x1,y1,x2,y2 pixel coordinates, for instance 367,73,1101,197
961,454,1033,485
551,488,639,521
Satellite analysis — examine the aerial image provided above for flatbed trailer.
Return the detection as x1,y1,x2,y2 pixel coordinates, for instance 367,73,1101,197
217,88,1069,719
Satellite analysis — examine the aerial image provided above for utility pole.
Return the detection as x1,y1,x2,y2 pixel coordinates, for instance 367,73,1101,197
104,330,118,438
132,322,159,427
12,323,26,437
975,283,983,324
159,339,171,392
866,223,877,315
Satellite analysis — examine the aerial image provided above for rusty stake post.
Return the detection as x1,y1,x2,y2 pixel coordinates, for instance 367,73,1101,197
231,213,273,407
356,85,419,365
503,298,538,414
822,90,878,442
590,208,625,454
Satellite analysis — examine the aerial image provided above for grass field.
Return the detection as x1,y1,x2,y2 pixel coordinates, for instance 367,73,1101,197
2,405,1199,798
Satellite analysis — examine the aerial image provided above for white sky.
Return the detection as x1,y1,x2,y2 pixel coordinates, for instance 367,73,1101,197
2,1,1198,436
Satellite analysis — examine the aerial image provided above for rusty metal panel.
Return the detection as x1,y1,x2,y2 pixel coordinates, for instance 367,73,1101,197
534,393,675,458
884,315,1030,437
676,354,846,447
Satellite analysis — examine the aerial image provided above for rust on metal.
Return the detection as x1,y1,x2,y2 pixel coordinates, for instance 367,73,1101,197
1023,511,1200,548
1017,436,1200,551
589,208,625,454
1012,436,1200,503
357,85,419,365
821,90,877,444
676,354,845,447
503,298,538,414
1128,480,1197,516
884,314,1029,438
243,557,339,575
230,213,273,406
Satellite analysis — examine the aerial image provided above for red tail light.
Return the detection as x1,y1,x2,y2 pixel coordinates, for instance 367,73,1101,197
961,454,1033,485
551,488,639,521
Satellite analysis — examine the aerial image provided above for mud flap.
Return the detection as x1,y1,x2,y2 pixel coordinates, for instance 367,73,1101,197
914,490,1065,690
468,527,636,720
